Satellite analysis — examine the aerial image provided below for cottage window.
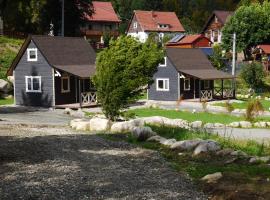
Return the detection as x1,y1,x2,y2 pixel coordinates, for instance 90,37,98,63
204,80,210,89
156,78,169,91
184,78,190,91
61,75,70,93
159,57,167,67
159,24,169,29
27,48,38,61
25,76,41,93
133,22,138,29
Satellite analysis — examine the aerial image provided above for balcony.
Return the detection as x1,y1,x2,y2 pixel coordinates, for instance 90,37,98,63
81,30,119,37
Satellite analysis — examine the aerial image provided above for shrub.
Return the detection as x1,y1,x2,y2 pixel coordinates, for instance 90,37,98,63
225,100,234,113
245,99,264,121
240,62,266,91
93,36,164,121
201,100,208,112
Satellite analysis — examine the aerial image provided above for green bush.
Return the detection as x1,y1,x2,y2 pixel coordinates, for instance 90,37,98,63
240,62,266,91
245,99,264,121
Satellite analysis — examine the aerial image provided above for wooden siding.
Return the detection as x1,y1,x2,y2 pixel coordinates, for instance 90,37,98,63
148,57,179,101
127,15,143,33
14,41,54,107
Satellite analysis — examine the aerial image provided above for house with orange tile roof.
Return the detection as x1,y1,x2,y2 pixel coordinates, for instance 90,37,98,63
166,34,212,48
253,44,270,72
127,10,185,43
81,1,121,48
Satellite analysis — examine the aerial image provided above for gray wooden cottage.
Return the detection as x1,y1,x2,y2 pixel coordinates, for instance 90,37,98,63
148,48,235,101
7,35,96,108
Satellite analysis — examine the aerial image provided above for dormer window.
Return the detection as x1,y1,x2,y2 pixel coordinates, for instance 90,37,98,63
27,48,38,62
158,24,169,29
159,57,167,67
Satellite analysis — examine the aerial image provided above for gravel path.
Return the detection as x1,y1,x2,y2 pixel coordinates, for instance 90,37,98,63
0,125,206,200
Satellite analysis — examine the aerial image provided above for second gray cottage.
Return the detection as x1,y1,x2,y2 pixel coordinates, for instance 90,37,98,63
148,48,235,101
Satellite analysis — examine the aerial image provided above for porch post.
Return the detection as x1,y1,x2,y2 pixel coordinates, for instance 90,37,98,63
199,80,201,101
79,78,82,108
193,78,196,99
221,79,224,99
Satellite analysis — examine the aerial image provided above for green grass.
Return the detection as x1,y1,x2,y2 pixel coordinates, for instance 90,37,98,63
0,98,14,105
128,108,270,124
214,99,270,110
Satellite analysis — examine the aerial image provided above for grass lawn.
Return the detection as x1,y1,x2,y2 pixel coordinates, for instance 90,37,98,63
0,98,14,105
214,99,270,111
128,108,270,124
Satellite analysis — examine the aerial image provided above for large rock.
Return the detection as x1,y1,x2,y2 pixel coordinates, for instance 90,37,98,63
254,122,267,128
170,139,202,151
214,123,225,128
249,156,270,164
204,123,215,129
7,76,14,84
230,150,248,157
216,148,234,156
141,116,166,125
163,118,190,129
147,135,167,143
160,138,177,147
229,122,240,128
64,108,72,115
193,140,221,155
131,126,156,141
70,119,90,131
201,172,223,183
111,120,139,133
190,121,203,129
239,121,252,128
70,109,85,118
0,79,9,93
90,117,110,132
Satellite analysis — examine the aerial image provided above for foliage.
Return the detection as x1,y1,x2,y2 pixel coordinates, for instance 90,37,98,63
209,44,227,70
240,62,266,90
224,101,235,113
222,2,270,59
245,99,264,121
0,97,14,105
93,36,164,120
201,100,208,112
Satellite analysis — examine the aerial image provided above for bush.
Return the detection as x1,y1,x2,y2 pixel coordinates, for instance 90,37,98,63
240,62,266,91
93,36,164,121
225,100,234,113
245,99,264,121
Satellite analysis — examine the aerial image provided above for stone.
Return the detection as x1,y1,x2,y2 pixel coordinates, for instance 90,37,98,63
206,140,221,152
229,122,240,128
163,118,190,129
230,150,248,157
70,109,85,118
225,157,238,164
254,122,267,128
90,117,110,132
170,139,202,151
7,76,14,84
193,143,208,155
75,121,90,131
201,172,223,183
111,120,138,133
147,135,167,143
160,138,177,147
214,123,225,128
239,121,252,128
64,108,72,115
267,122,270,127
141,116,165,125
190,121,203,129
0,79,9,92
193,140,221,155
70,119,85,129
216,148,234,156
249,156,270,164
204,123,215,129
131,126,156,141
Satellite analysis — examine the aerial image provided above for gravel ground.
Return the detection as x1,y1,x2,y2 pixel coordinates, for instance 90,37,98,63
0,125,206,200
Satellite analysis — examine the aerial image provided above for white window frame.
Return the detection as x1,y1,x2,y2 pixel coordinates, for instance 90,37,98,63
27,48,38,62
204,80,210,89
133,22,138,29
156,78,169,91
25,76,41,93
61,75,70,93
184,78,190,91
159,57,167,67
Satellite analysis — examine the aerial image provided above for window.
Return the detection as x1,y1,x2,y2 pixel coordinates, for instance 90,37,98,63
61,75,70,93
133,22,138,29
204,80,210,89
27,48,38,61
159,24,169,29
156,78,169,91
25,76,41,93
159,57,167,67
184,78,190,91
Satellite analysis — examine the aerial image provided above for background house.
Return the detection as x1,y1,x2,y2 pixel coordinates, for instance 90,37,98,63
166,34,212,48
253,45,270,72
202,10,233,44
127,10,185,43
148,48,234,102
7,35,96,108
81,1,121,48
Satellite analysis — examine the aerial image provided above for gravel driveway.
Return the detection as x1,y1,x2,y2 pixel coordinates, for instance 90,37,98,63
0,125,206,200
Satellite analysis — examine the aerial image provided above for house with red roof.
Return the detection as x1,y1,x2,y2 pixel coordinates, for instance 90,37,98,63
202,10,233,44
127,10,185,43
81,1,121,47
166,34,212,48
253,45,270,72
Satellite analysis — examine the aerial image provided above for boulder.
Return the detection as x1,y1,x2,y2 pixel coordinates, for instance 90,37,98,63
160,138,177,147
239,121,252,128
163,118,190,129
111,120,138,133
70,119,85,129
214,123,225,128
190,121,203,129
7,76,14,84
75,121,90,131
131,126,156,141
230,150,248,157
0,79,9,93
204,123,215,129
64,108,72,115
90,117,110,132
229,122,240,128
141,116,165,125
249,156,270,164
201,172,223,183
147,135,167,143
193,142,208,155
216,148,234,156
70,109,85,118
170,139,202,151
254,122,267,128
193,140,221,155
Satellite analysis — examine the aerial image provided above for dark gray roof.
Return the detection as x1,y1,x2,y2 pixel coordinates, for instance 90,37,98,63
166,48,234,80
8,35,96,78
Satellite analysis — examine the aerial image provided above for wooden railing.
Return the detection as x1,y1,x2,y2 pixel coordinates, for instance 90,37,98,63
214,87,235,99
200,90,213,101
81,92,97,105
